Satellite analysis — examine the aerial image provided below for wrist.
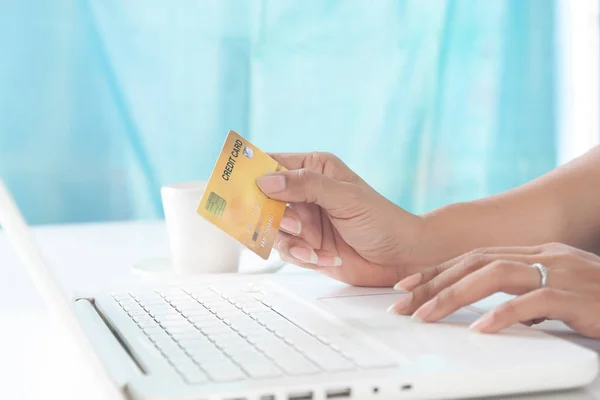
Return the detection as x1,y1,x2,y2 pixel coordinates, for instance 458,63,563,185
416,202,475,266
389,207,441,278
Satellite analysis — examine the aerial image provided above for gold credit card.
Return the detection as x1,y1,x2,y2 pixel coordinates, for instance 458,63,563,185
197,130,287,259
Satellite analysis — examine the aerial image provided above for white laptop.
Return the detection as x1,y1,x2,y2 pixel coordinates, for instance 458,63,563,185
0,180,597,400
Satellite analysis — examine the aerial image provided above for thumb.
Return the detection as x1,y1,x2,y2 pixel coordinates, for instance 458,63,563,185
256,169,356,210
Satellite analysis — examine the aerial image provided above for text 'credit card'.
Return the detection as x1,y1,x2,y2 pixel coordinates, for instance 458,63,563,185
197,130,286,259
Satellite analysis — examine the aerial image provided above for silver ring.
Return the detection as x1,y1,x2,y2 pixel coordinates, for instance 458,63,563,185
531,263,548,289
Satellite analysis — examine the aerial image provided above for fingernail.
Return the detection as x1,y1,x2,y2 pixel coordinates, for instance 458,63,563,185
280,216,301,235
317,256,343,267
393,273,422,292
387,292,414,314
411,297,437,322
289,247,318,264
469,313,494,333
256,174,286,194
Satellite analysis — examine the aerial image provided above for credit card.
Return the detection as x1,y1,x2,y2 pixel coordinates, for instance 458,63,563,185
197,130,287,259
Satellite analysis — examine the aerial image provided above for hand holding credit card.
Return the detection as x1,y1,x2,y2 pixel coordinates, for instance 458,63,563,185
197,130,286,259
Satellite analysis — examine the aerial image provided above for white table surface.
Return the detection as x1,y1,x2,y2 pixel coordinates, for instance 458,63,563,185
1,220,599,400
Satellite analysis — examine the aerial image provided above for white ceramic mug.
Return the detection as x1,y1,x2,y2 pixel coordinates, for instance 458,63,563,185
161,181,241,274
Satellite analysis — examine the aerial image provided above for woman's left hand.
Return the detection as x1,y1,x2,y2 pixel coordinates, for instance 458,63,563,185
388,243,600,339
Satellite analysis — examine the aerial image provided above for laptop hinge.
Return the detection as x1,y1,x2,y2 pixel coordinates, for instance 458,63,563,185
74,299,143,390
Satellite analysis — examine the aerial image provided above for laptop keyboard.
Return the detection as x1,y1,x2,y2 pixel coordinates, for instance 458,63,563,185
112,284,397,385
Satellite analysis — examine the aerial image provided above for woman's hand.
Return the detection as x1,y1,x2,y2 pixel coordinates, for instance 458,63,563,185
388,242,600,338
257,152,425,286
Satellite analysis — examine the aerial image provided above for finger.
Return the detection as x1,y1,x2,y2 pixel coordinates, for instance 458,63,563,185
268,152,362,185
394,246,546,292
470,289,597,337
284,203,325,248
521,318,547,326
268,153,312,170
470,246,546,255
276,231,342,268
279,207,302,236
409,261,541,322
275,231,317,267
396,253,544,315
256,169,360,214
541,242,600,262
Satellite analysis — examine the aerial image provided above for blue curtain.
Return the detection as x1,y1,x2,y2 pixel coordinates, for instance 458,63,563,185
0,0,556,224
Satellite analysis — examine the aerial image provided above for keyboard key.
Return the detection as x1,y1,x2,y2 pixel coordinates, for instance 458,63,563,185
204,363,246,382
158,289,190,299
261,345,300,361
161,322,191,332
276,357,319,376
111,293,132,301
199,324,233,336
118,299,139,311
136,319,160,329
142,324,165,334
154,313,186,322
157,339,184,352
229,321,263,333
151,339,176,351
159,320,191,330
212,337,248,351
145,307,177,317
244,363,284,379
177,336,213,347
170,299,201,308
169,330,204,341
185,374,209,385
189,316,225,326
146,328,171,339
227,321,255,331
182,346,222,359
228,313,256,323
126,308,148,317
214,309,245,319
228,348,267,363
160,318,192,328
179,308,212,317
168,352,194,366
139,301,171,310
162,321,194,331
196,355,236,370
189,293,220,301
174,360,199,373
178,367,205,385
161,349,189,363
195,299,222,307
174,339,208,350
132,313,156,321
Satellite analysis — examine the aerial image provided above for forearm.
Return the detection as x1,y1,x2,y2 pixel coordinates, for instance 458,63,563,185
419,146,600,264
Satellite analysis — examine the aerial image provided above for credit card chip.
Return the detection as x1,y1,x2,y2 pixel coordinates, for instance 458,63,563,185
205,192,227,218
